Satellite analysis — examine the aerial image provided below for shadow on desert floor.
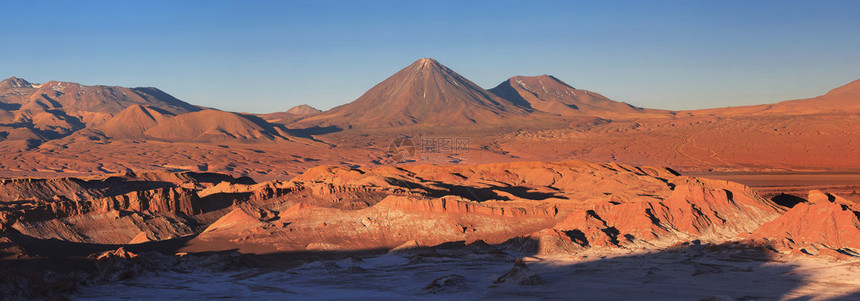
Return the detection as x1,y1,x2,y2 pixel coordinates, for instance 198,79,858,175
6,232,860,300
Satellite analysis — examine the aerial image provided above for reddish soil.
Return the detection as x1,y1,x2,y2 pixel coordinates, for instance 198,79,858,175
1,58,858,299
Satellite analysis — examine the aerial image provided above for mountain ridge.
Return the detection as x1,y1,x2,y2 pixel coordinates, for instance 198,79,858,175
0,77,200,115
488,75,646,116
293,58,533,129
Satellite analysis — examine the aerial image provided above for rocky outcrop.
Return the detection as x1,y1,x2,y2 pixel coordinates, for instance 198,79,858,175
190,161,786,255
0,177,100,202
104,187,200,215
3,184,202,227
1,171,250,244
374,196,559,218
534,178,783,254
90,247,142,281
749,190,860,258
5,160,849,261
0,171,248,202
493,258,545,285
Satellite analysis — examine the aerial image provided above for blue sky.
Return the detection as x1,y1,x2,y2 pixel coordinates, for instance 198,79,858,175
3,1,860,113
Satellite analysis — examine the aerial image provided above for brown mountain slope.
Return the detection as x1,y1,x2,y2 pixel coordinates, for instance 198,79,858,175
0,77,199,115
0,171,251,244
489,75,646,116
294,58,533,129
95,105,173,139
0,77,32,89
0,106,86,140
760,78,860,114
749,190,860,258
143,109,288,143
286,104,322,115
0,77,201,141
685,78,860,116
257,104,323,124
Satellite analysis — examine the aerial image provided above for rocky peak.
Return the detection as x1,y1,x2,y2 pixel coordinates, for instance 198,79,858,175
0,77,33,89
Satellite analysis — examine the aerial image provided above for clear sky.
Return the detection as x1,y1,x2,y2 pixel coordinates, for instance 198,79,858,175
3,0,860,113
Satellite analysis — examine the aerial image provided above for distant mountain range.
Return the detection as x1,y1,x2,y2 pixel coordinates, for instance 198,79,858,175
2,58,858,146
0,76,294,145
292,58,533,129
290,58,653,129
0,77,198,114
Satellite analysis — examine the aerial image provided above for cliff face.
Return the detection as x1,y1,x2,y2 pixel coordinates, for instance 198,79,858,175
189,161,784,254
543,179,782,252
2,160,856,261
0,171,250,244
3,187,199,224
748,190,860,258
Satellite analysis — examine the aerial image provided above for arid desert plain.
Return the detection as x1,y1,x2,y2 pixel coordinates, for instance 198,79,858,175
3,2,860,300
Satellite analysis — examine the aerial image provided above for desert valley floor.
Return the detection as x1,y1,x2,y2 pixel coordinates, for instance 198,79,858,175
1,58,859,300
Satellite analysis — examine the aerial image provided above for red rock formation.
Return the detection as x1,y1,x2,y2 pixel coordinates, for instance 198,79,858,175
3,159,852,261
188,161,783,255
104,187,201,214
541,178,782,252
0,171,248,244
553,209,620,247
749,190,860,258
